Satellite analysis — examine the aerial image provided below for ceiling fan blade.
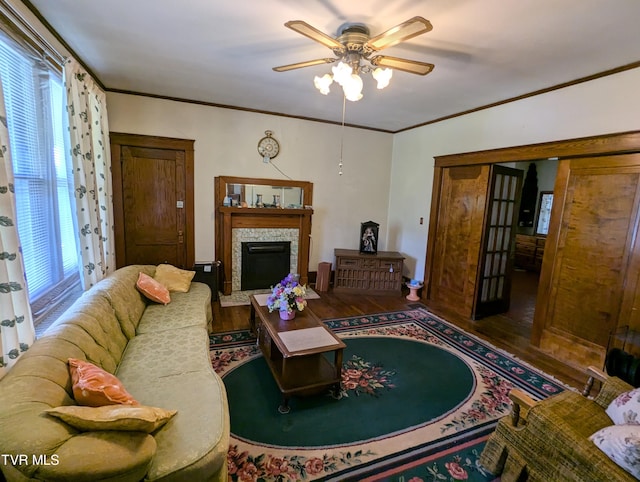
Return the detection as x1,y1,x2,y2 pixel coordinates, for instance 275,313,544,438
284,20,345,53
273,58,338,72
370,55,434,75
365,16,433,51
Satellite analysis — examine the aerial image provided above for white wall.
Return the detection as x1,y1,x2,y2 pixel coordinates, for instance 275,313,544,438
106,93,394,267
8,0,639,280
389,68,640,281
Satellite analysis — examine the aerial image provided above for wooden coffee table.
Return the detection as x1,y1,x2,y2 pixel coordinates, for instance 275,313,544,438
249,294,346,413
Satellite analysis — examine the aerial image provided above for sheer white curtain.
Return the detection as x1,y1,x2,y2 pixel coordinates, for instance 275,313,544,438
64,58,115,289
0,77,35,379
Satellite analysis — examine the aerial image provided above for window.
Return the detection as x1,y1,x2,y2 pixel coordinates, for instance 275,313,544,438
0,32,78,313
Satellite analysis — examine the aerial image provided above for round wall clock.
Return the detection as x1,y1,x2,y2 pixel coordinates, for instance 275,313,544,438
257,130,280,160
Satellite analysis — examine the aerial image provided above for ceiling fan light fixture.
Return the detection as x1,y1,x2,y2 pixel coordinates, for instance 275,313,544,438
331,61,353,86
275,17,434,101
372,67,393,89
314,73,333,95
342,73,363,101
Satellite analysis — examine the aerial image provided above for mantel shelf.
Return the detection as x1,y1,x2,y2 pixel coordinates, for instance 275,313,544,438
219,207,313,215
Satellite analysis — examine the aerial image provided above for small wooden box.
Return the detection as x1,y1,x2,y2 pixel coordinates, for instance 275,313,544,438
316,262,332,292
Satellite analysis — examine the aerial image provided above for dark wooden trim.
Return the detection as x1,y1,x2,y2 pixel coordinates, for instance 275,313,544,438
397,62,640,134
423,165,443,302
0,0,63,71
435,130,640,167
19,0,639,134
110,132,196,269
184,142,195,269
110,132,194,150
110,142,125,268
20,0,105,89
106,88,394,134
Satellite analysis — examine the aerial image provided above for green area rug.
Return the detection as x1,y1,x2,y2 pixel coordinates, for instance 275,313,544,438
210,307,566,481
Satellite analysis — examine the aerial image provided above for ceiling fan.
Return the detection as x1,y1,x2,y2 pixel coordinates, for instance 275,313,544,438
273,16,435,100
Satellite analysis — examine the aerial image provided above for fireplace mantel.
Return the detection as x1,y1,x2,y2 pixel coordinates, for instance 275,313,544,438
214,177,313,295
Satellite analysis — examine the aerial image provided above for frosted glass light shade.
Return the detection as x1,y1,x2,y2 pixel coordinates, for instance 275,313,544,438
342,73,363,101
372,67,393,89
314,74,333,95
331,61,352,86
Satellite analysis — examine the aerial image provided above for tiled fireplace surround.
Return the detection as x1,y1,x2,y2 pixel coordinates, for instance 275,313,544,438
231,228,299,292
215,204,313,296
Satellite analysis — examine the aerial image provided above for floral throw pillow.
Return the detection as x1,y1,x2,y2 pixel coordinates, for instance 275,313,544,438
590,425,640,478
607,387,640,425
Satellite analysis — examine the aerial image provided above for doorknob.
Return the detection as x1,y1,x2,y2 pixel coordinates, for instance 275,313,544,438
178,230,184,243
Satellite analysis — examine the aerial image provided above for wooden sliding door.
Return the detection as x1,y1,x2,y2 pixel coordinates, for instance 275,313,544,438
427,165,490,317
425,131,640,371
533,153,640,367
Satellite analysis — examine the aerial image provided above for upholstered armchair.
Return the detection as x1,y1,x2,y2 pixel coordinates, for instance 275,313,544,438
480,366,638,481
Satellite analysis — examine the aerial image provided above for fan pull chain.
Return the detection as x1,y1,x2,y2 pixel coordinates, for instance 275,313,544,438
339,94,346,176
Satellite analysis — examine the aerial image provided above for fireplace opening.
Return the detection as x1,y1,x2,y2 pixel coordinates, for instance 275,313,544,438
241,241,291,290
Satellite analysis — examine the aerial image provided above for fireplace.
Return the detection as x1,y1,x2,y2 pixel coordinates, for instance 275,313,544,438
215,176,314,295
241,241,291,290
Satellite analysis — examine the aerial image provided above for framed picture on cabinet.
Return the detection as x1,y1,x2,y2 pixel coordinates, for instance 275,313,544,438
359,221,379,254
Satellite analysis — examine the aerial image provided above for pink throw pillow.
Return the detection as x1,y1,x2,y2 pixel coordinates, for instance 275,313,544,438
136,272,170,305
68,358,138,407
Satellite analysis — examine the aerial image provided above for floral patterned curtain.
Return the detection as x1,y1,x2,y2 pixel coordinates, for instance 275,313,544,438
64,58,115,289
0,78,35,379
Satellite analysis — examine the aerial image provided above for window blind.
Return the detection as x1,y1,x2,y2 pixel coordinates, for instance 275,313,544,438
0,32,78,301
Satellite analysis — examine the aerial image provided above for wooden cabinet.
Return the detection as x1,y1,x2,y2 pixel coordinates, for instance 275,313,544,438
334,249,404,294
515,234,546,272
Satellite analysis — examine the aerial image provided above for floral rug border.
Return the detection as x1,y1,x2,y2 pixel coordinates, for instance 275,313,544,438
210,307,564,481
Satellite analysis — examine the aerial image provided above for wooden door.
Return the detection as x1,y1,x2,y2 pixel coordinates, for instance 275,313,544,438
473,165,523,319
427,165,490,317
533,153,640,368
111,133,194,269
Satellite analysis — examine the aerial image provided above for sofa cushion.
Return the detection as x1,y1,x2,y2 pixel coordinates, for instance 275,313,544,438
607,387,640,425
119,369,229,480
137,272,171,305
45,405,177,433
136,282,212,334
69,358,138,407
117,326,211,381
116,326,229,480
591,424,640,479
154,263,195,292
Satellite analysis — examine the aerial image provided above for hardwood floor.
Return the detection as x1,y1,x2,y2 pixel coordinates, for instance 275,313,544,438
212,271,588,391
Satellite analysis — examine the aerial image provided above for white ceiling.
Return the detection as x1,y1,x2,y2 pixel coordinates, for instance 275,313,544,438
26,0,640,132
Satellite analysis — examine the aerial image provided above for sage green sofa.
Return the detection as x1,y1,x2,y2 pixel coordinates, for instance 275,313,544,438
0,265,229,482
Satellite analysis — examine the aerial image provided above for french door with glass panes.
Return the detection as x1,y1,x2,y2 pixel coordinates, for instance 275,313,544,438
473,165,523,319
